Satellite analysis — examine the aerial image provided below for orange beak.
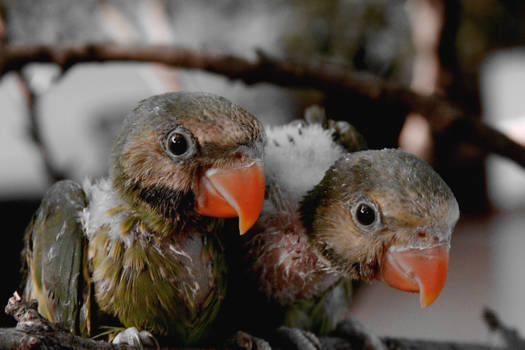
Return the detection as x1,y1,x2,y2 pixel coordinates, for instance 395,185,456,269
195,161,265,235
380,244,449,308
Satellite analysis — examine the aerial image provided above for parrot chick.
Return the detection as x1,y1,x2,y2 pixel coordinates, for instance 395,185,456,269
22,91,266,346
301,149,458,307
239,121,459,340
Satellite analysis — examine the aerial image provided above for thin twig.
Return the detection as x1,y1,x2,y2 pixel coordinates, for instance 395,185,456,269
483,308,525,349
16,70,65,183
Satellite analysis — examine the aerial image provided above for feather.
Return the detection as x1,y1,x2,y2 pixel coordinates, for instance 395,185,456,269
238,118,459,337
22,92,266,346
264,123,344,207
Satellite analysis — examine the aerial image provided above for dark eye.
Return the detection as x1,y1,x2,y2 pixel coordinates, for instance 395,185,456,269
165,129,194,158
356,203,376,226
168,133,188,155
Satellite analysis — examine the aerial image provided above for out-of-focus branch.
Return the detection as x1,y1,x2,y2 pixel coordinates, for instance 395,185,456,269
404,0,489,213
1,8,64,184
0,43,524,169
483,308,525,349
0,8,6,46
400,0,446,161
16,71,65,183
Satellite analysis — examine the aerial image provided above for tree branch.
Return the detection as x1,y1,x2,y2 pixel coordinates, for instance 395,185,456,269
16,71,65,183
1,293,519,350
0,43,522,169
1,292,125,350
483,308,525,349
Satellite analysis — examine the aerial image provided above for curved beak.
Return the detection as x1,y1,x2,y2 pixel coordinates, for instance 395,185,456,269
195,161,265,235
380,244,449,308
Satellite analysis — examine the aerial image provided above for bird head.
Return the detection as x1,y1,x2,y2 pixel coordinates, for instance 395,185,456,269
111,92,265,235
300,149,459,308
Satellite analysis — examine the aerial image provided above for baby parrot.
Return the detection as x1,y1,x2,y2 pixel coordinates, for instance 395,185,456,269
237,120,459,339
22,92,265,346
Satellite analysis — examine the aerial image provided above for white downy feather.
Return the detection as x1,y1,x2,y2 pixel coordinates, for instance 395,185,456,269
80,178,134,247
263,122,345,214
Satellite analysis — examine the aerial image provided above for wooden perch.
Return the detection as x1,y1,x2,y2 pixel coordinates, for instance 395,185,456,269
0,43,524,169
1,292,124,350
0,292,521,350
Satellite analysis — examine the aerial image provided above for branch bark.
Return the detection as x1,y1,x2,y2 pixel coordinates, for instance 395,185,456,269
0,293,517,350
0,43,523,170
1,293,126,350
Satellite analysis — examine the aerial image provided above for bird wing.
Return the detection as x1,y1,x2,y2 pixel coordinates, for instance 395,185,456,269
22,180,92,337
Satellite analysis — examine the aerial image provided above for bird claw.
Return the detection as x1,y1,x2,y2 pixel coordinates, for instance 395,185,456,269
330,318,386,350
326,120,367,152
303,105,366,152
230,330,272,350
230,327,321,350
112,327,159,350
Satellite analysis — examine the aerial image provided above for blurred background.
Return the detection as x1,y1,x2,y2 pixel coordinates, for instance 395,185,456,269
1,0,525,344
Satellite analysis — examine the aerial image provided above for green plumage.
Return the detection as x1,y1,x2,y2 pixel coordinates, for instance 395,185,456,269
283,279,353,335
23,181,228,344
23,180,91,337
88,216,227,343
21,91,264,346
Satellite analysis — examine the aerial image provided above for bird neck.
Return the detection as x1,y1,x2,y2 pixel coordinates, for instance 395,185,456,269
127,201,195,237
83,178,200,239
298,182,325,236
111,172,201,237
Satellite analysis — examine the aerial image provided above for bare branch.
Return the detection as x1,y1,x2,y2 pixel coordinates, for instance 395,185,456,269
1,292,126,350
0,293,514,350
16,70,65,183
381,337,500,350
0,43,523,169
483,308,525,349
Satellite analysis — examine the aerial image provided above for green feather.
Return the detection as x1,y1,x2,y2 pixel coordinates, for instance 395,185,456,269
22,92,263,346
88,217,228,345
283,279,353,335
22,180,92,337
